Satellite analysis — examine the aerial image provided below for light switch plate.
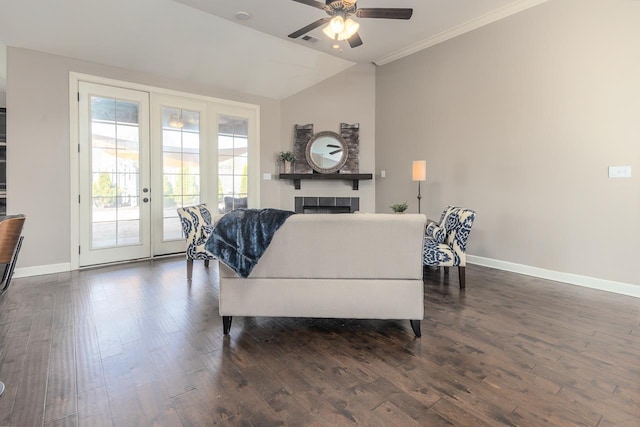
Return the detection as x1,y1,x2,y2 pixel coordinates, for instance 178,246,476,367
608,166,632,178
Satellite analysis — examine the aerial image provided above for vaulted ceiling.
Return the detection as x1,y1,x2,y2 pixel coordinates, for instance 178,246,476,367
0,0,547,100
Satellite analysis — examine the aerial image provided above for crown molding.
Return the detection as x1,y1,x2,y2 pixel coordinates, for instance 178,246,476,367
373,0,550,66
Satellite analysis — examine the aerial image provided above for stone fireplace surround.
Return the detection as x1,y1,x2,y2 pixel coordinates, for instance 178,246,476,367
294,197,359,214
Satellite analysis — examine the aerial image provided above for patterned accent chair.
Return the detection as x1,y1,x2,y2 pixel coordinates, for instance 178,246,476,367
423,206,476,288
176,204,215,280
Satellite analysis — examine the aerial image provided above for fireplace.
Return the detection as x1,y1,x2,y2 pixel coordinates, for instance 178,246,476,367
294,197,359,214
304,205,351,214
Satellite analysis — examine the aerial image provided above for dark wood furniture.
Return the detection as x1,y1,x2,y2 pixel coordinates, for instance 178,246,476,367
0,214,25,296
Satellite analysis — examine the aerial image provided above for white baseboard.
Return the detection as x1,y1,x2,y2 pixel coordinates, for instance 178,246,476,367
467,255,640,299
13,263,72,279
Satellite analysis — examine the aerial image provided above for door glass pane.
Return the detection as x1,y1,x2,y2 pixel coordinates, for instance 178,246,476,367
161,106,201,241
90,96,141,249
163,217,182,241
92,148,116,172
218,115,248,214
92,222,116,248
117,220,140,245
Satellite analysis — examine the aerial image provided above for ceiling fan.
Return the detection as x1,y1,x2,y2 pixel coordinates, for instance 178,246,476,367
288,0,413,48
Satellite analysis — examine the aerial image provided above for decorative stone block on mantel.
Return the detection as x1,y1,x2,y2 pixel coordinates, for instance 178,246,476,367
293,124,313,174
339,123,359,174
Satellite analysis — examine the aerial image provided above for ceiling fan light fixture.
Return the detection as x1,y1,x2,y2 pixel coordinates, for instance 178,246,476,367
342,18,359,39
322,24,337,40
322,18,359,41
329,14,345,33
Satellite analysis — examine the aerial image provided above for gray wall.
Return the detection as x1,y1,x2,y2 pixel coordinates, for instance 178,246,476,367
7,47,282,269
280,64,376,212
376,0,640,285
0,91,5,106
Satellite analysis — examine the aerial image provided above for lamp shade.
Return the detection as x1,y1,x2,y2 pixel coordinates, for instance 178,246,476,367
412,160,427,181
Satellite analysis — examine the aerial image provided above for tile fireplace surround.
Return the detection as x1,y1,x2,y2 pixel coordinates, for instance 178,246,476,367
294,197,359,214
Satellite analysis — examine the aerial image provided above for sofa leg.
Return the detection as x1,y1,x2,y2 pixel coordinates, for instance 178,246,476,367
459,266,466,289
204,260,210,268
186,259,194,280
410,320,421,337
223,316,233,335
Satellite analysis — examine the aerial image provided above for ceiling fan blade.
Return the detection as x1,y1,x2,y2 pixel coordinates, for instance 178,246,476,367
288,17,331,38
355,8,413,20
348,32,363,48
291,0,327,10
329,149,343,155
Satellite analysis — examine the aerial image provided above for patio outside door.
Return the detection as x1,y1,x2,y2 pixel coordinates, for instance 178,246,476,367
78,82,151,266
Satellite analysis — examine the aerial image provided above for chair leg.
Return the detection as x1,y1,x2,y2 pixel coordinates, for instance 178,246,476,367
204,260,210,268
187,259,194,280
459,266,466,289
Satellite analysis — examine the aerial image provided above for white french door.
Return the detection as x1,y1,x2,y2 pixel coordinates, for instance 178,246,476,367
73,76,259,268
79,82,151,266
151,94,209,256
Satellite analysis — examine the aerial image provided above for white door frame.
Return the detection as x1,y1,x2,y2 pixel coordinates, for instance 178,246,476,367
69,72,260,270
78,82,151,266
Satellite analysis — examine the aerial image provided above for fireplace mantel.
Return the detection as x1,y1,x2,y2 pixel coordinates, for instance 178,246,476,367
279,173,373,190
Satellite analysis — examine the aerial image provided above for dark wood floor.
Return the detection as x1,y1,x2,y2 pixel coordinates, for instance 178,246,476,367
0,258,638,426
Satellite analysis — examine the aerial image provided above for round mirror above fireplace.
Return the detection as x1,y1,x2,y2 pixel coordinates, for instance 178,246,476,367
305,131,348,174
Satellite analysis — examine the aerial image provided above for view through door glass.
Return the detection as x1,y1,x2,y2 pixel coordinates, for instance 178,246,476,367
218,115,248,213
161,106,201,241
91,97,142,247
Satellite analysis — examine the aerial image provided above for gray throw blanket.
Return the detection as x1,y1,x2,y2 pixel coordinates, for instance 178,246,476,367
205,208,295,278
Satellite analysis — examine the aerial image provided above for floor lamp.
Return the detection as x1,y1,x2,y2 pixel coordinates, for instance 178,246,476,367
412,160,427,214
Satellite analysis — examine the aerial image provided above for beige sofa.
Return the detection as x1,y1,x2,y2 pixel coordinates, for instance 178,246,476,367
218,213,427,336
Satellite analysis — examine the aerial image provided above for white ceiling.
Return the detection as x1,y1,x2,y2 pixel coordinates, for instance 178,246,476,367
0,0,547,100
